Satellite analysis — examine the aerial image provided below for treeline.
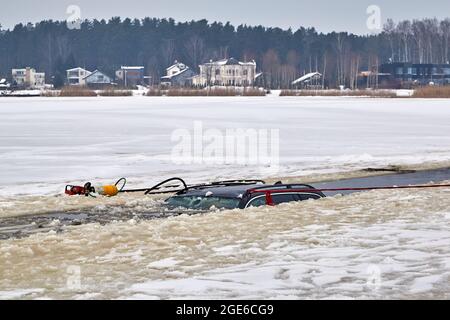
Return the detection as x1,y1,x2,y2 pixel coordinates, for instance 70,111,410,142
384,18,450,64
0,17,449,89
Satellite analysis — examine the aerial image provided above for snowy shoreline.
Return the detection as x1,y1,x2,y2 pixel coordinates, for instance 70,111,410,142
0,88,418,98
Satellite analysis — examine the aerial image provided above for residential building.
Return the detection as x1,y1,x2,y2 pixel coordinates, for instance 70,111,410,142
161,61,196,86
115,66,145,87
0,78,11,91
379,63,450,87
83,70,113,88
192,58,257,87
292,72,323,89
11,67,46,89
66,67,92,86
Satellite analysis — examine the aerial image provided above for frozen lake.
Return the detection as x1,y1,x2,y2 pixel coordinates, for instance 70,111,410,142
1,96,450,196
1,96,450,300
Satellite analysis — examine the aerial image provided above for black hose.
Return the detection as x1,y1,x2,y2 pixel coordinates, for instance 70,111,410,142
115,177,127,191
144,177,188,195
120,178,265,195
119,177,188,195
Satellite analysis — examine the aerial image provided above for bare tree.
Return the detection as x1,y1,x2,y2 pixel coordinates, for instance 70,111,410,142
397,20,412,62
440,19,450,63
322,53,327,89
286,50,300,88
279,65,297,89
146,56,160,87
262,49,280,89
334,33,349,87
412,20,426,63
218,46,229,59
349,54,360,90
184,35,205,69
383,19,397,62
422,18,439,63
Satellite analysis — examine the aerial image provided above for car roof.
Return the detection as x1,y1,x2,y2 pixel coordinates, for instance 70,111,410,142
175,183,321,199
179,184,262,198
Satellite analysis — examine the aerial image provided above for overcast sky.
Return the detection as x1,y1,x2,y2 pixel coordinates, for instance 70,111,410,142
1,0,449,34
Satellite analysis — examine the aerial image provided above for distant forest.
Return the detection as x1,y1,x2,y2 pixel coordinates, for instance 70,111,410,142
0,17,449,88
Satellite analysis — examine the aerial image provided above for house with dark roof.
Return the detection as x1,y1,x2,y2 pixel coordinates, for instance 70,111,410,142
161,61,196,87
378,62,450,87
115,66,145,87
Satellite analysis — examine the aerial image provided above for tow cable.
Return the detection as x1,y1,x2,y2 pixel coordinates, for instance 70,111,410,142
248,184,450,195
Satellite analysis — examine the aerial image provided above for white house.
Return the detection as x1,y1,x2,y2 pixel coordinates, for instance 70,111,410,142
11,67,46,89
161,61,196,86
83,70,113,87
0,78,11,91
192,58,257,87
66,67,92,85
166,61,188,77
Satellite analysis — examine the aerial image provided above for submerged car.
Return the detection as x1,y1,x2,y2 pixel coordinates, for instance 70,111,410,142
66,177,326,210
164,180,326,210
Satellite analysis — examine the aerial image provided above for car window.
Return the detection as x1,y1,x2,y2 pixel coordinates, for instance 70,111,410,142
245,193,321,208
246,196,267,208
299,194,321,201
166,196,240,210
272,194,298,205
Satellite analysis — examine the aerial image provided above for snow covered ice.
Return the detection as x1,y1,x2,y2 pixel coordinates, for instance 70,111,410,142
1,96,450,299
1,96,450,197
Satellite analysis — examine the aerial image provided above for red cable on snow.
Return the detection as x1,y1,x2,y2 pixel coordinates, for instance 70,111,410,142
249,184,450,194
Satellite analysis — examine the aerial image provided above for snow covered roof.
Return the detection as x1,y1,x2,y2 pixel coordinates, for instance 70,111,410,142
0,79,7,84
82,70,111,80
203,58,256,67
161,67,190,80
120,66,144,70
254,72,263,80
166,61,187,72
360,71,391,77
292,72,322,85
67,67,91,73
